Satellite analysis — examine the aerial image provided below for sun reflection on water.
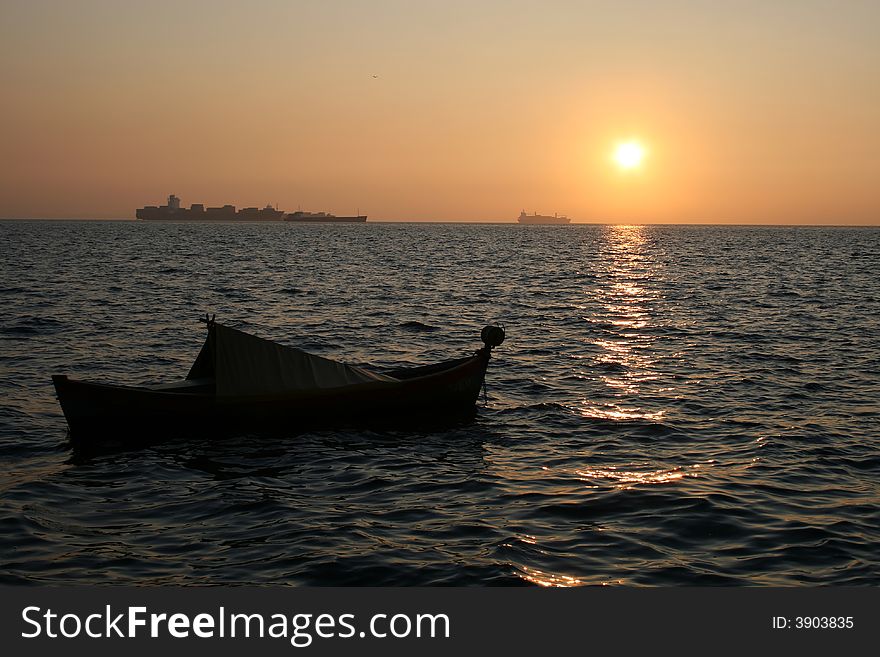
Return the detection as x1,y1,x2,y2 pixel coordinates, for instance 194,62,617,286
516,565,587,587
574,465,695,489
575,402,666,422
584,224,666,400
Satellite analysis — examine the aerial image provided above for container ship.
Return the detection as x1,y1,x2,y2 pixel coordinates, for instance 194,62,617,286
136,195,285,221
136,195,366,223
517,210,571,225
284,211,367,223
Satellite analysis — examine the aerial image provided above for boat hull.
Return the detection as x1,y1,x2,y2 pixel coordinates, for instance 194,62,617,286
284,215,367,223
136,209,286,221
52,350,490,440
517,217,571,224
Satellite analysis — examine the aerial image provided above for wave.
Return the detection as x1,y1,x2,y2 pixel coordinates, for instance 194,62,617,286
0,315,65,336
399,320,439,332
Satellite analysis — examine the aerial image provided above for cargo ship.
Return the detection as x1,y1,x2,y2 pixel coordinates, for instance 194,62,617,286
284,211,367,223
136,195,285,221
517,210,571,225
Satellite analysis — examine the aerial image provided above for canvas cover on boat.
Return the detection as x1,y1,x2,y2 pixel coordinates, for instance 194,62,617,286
187,324,396,396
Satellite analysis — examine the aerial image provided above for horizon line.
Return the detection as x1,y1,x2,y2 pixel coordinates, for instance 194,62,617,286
2,217,879,227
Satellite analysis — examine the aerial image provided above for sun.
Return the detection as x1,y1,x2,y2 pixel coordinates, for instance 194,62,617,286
613,141,646,170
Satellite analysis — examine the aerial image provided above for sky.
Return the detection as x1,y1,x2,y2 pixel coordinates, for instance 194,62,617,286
1,0,878,223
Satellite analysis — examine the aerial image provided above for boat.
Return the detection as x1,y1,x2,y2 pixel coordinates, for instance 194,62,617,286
136,195,286,221
284,211,367,223
52,318,504,439
517,210,571,225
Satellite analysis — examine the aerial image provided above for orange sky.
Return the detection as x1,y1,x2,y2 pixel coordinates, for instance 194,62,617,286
1,0,878,223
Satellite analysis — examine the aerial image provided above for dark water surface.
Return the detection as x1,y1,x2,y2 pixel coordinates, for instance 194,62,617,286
1,220,878,585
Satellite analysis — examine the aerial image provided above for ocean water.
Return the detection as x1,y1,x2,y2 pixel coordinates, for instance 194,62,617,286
1,220,878,586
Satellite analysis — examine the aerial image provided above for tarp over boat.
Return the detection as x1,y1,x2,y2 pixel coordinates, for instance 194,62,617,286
186,324,396,397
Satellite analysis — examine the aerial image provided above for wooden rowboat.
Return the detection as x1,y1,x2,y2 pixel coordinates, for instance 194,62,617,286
52,319,505,439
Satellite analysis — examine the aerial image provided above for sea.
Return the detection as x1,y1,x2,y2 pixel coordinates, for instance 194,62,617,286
1,220,878,585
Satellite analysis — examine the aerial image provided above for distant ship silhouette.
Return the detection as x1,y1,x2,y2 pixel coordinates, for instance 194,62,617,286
284,211,367,223
136,195,366,222
517,210,571,225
